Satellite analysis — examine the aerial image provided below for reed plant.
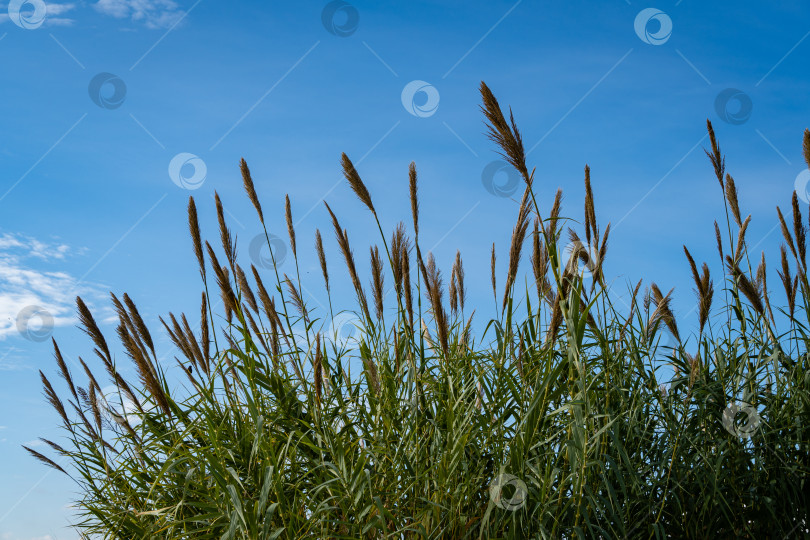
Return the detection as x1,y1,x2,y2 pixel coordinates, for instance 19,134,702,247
29,83,810,538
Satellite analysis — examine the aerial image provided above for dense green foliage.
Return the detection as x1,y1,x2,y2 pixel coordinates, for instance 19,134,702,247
31,83,810,538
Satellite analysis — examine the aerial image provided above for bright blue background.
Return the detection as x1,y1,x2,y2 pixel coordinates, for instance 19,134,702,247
1,1,809,537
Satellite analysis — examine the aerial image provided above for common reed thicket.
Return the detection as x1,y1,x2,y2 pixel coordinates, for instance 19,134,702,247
29,83,810,538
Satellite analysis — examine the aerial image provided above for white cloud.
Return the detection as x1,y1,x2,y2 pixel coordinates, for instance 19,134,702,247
0,233,105,354
94,0,185,29
0,2,77,27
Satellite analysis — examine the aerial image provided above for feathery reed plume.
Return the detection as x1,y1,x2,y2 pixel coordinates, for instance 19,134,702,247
401,245,413,327
206,242,237,320
594,223,610,286
315,229,329,292
240,158,264,223
391,221,408,297
792,191,807,267
777,206,797,260
200,293,210,373
244,308,270,357
363,355,381,396
41,370,70,429
503,198,531,310
324,201,371,321
453,250,466,312
122,293,154,358
479,81,529,181
23,445,66,475
461,310,475,348
548,188,563,240
235,264,258,314
449,268,458,315
180,313,205,370
52,340,78,403
409,162,419,235
40,438,68,457
425,253,449,356
705,120,725,187
649,284,680,343
724,174,742,227
490,243,497,304
76,297,112,370
584,165,598,245
187,196,206,280
370,246,385,320
78,359,104,411
726,255,764,314
118,321,171,415
530,219,551,304
391,223,406,296
285,194,297,258
714,221,724,261
804,128,810,169
547,293,562,343
251,265,285,342
475,380,483,410
284,274,308,322
759,251,775,324
111,294,148,361
683,246,714,335
214,193,237,272
88,383,102,435
778,245,797,318
313,333,322,405
341,153,375,215
735,215,751,261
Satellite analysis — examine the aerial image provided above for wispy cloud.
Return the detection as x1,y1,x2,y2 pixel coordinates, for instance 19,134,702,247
0,233,104,353
93,0,186,29
0,2,77,27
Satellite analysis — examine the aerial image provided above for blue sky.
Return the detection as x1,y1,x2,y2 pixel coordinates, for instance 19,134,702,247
1,0,809,537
